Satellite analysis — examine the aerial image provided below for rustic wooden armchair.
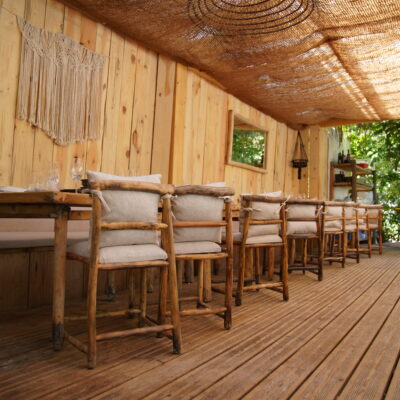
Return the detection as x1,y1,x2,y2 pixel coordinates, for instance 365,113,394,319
171,185,234,330
234,194,289,306
286,199,324,281
66,180,182,368
360,204,383,255
343,202,362,262
321,201,347,268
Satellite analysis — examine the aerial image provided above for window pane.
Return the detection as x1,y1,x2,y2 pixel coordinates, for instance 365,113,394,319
232,128,265,168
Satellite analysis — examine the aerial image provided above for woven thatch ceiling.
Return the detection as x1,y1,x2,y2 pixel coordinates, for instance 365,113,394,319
60,0,400,128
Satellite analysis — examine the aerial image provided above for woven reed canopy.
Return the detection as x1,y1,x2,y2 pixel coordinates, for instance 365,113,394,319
61,0,400,128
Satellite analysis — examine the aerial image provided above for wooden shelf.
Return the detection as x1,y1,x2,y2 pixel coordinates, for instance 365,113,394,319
333,182,373,192
331,163,373,176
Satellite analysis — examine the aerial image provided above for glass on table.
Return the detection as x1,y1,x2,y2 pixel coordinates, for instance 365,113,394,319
47,167,60,191
71,157,83,193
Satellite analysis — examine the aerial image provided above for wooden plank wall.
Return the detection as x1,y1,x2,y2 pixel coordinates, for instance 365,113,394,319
0,0,328,312
0,0,175,188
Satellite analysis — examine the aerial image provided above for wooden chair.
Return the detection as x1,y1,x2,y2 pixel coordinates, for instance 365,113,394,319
66,180,182,368
343,202,362,262
235,194,288,306
360,204,383,255
172,185,234,330
286,199,324,281
321,201,347,268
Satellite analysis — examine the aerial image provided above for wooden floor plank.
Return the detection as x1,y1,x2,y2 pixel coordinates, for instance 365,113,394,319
386,355,400,400
0,249,398,400
240,263,400,400
336,300,400,399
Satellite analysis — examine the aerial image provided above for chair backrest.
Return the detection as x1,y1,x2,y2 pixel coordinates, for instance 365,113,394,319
286,199,323,236
343,202,358,229
172,185,234,243
240,194,286,238
89,180,174,248
359,204,383,226
323,201,346,231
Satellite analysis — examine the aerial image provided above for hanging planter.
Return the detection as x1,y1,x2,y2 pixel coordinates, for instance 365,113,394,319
292,131,308,180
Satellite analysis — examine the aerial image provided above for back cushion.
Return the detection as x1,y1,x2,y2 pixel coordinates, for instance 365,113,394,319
172,194,224,243
325,206,342,230
241,201,281,237
367,208,379,217
100,191,160,247
87,172,161,248
287,204,317,235
344,207,356,226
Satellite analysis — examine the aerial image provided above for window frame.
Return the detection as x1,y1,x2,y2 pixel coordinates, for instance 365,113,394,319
226,110,268,173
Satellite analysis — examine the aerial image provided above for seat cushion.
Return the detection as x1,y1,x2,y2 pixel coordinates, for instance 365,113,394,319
175,241,221,255
369,223,379,229
68,241,167,264
0,231,89,249
232,232,282,244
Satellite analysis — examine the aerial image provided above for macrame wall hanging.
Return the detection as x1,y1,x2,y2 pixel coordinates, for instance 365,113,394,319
17,18,106,146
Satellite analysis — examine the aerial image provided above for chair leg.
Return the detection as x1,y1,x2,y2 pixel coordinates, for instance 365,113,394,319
139,268,147,327
355,232,360,263
87,265,98,369
106,271,116,302
203,260,212,302
267,247,274,281
318,237,323,281
184,259,194,283
224,254,233,329
157,265,168,336
128,270,135,319
302,239,307,274
197,260,204,308
367,229,372,258
254,248,261,286
236,245,246,306
281,243,289,301
176,259,184,300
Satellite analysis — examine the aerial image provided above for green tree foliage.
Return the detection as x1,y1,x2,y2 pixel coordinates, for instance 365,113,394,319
232,129,265,168
343,121,400,241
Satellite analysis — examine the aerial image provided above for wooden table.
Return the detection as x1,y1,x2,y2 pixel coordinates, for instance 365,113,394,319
0,191,92,350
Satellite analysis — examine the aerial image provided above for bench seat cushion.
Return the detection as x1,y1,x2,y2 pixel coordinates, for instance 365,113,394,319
68,241,167,264
233,232,282,244
0,232,89,249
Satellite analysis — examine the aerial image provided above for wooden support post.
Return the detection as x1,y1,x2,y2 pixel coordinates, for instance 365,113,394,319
254,248,261,285
52,206,69,351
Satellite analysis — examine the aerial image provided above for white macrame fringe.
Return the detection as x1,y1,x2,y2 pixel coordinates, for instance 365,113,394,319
17,17,106,146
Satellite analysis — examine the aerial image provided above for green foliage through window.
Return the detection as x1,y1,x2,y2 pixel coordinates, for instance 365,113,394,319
342,121,400,241
232,129,265,168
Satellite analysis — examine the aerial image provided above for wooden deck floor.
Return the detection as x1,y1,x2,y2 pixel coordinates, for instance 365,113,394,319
1,247,400,400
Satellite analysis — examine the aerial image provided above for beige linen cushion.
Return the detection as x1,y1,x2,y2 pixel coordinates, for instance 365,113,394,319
241,201,281,237
287,204,317,235
175,241,221,255
324,206,342,230
233,232,282,244
172,194,224,243
68,242,167,263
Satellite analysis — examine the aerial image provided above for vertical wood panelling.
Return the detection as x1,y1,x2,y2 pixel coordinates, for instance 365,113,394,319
0,0,25,185
151,55,176,183
128,47,157,176
11,0,46,188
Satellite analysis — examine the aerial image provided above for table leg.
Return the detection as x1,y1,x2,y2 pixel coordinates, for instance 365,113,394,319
52,207,69,350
